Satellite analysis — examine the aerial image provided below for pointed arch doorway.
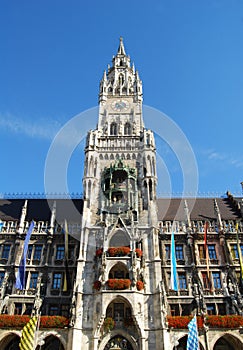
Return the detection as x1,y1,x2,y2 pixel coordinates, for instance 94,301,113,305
104,335,134,350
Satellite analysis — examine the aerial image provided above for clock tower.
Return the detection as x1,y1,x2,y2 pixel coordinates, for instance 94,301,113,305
71,38,166,350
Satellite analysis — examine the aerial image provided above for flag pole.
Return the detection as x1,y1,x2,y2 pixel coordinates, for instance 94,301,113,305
204,222,212,293
63,220,69,292
170,230,178,292
236,223,243,288
33,312,41,349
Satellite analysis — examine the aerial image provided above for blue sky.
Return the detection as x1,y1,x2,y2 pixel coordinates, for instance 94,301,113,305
1,0,243,197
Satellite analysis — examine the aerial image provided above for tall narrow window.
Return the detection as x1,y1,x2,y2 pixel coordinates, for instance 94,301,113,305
33,245,42,260
231,244,243,259
124,122,131,135
1,245,11,259
231,244,238,259
208,245,217,259
201,272,210,289
165,245,171,260
56,245,65,260
0,272,4,286
29,272,38,289
212,272,221,289
52,273,62,289
198,245,206,259
110,122,117,136
27,245,33,260
178,273,187,289
114,303,125,321
175,245,184,260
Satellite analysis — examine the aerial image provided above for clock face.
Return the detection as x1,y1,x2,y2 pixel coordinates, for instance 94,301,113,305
111,100,129,111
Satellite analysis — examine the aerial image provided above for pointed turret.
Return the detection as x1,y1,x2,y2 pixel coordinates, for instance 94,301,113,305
117,36,126,55
50,201,56,235
214,199,223,231
18,200,28,234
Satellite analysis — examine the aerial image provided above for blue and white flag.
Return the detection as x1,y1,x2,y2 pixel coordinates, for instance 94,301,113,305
15,221,35,290
187,315,199,350
0,221,3,232
170,231,178,291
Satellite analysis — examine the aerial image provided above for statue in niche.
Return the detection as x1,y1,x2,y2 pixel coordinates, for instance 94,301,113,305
103,122,108,135
32,276,43,316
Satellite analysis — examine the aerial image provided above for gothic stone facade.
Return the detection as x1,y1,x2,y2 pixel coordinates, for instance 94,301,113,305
0,39,243,350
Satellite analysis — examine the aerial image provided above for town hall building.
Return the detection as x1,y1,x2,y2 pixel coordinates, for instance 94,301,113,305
0,38,243,350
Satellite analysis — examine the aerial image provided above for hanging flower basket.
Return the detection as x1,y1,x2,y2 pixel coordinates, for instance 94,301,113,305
96,248,103,257
135,248,143,258
108,246,130,257
136,280,144,291
107,279,131,290
93,280,102,291
103,317,115,331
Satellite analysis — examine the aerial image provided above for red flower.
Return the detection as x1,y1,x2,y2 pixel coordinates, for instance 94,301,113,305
93,280,102,290
167,316,203,329
0,315,69,328
206,315,243,328
136,280,144,291
167,315,243,329
107,279,131,290
108,246,130,257
135,248,143,258
103,317,115,331
96,248,103,257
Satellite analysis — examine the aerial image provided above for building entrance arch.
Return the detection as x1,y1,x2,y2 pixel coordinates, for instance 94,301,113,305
0,333,20,350
213,334,243,350
99,331,138,350
104,335,134,350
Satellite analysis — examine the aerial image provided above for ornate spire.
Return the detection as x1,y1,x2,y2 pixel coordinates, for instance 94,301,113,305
117,36,126,55
99,38,143,102
19,200,28,234
214,198,223,231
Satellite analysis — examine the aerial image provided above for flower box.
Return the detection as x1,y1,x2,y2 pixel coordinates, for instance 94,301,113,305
167,315,243,329
108,246,130,257
0,315,69,329
207,315,243,328
107,279,131,290
167,316,203,329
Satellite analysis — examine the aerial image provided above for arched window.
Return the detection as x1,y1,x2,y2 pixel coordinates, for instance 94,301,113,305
110,122,117,136
118,74,124,85
124,122,131,135
109,263,129,279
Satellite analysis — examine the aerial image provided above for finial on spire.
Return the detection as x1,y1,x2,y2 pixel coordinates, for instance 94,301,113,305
102,70,107,81
117,36,126,55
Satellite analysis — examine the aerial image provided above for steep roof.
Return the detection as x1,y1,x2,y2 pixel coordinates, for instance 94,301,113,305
0,197,241,223
0,199,83,222
156,197,242,221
